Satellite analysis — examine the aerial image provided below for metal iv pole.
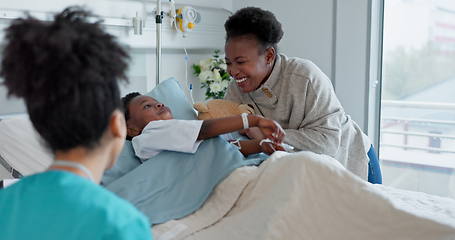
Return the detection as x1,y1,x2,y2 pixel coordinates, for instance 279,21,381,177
155,0,164,86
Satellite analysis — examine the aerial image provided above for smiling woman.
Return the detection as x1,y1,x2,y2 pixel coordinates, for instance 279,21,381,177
223,7,381,183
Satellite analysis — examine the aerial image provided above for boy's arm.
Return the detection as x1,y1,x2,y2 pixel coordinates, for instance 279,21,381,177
237,139,285,156
197,114,284,143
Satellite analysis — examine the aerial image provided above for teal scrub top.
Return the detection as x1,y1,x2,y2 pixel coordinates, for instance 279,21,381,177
0,171,152,240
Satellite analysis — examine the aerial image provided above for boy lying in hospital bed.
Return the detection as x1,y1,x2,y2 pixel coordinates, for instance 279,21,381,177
106,88,455,239
122,92,287,159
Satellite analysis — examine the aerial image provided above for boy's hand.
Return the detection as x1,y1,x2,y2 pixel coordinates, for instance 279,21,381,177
260,140,285,155
254,116,285,144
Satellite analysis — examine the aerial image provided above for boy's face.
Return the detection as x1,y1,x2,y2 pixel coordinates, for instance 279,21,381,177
126,95,173,137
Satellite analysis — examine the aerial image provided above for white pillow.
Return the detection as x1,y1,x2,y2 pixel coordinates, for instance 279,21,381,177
0,116,52,176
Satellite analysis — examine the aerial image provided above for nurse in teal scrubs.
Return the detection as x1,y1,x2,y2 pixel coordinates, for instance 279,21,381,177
0,7,152,240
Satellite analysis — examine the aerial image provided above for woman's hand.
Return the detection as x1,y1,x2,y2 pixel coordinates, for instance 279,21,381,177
243,127,265,140
251,115,285,144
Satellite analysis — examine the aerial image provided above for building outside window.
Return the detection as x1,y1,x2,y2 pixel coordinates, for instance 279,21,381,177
380,0,455,199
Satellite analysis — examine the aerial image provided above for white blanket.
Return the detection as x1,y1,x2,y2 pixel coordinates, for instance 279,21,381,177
153,151,455,240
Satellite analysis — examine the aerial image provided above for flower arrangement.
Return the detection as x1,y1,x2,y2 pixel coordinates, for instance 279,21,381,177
192,50,231,99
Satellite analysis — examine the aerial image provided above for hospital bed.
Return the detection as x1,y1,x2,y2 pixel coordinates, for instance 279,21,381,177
1,79,455,240
0,115,52,179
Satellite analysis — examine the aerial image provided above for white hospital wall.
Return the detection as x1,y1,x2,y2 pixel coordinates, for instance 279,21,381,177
233,0,335,80
0,0,377,133
233,0,376,133
0,0,233,115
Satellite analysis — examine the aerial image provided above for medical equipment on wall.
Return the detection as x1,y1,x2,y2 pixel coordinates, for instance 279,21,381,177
159,1,200,103
183,47,195,104
154,0,200,87
174,6,201,36
132,12,143,35
172,4,200,104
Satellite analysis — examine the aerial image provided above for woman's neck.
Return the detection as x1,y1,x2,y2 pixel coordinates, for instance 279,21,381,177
51,147,110,184
258,56,277,89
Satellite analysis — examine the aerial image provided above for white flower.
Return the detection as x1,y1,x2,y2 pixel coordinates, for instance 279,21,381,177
221,80,229,89
213,69,222,82
209,82,223,93
219,63,227,70
199,58,213,72
199,70,213,83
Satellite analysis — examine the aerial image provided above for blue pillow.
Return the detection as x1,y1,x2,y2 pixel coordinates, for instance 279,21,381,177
102,77,267,224
102,78,193,185
145,77,197,120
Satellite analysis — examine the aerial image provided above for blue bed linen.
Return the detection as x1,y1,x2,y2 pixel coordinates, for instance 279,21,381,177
102,78,267,224
0,171,151,240
102,143,142,186
105,139,265,224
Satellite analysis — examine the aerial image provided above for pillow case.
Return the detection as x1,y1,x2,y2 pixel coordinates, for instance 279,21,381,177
103,77,267,224
145,77,197,120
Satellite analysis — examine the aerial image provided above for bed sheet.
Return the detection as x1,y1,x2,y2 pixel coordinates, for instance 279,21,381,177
153,151,455,240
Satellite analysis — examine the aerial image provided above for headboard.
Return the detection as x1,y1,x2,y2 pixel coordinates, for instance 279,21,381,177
0,154,22,178
0,116,53,178
0,118,23,178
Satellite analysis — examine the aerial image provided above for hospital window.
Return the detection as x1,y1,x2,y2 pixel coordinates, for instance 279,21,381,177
380,0,455,199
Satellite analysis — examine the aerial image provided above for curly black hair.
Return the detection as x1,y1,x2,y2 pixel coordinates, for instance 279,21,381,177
0,6,130,152
122,92,141,122
122,92,141,141
224,7,284,53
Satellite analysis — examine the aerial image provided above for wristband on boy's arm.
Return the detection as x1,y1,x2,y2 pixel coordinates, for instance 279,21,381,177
230,139,241,150
241,113,249,129
259,138,270,147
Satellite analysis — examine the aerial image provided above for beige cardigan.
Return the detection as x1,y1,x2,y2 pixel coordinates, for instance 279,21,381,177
225,54,371,180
